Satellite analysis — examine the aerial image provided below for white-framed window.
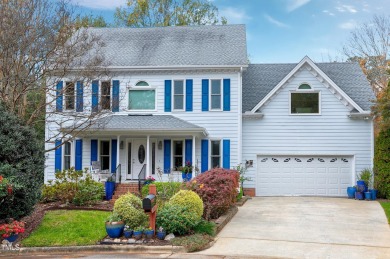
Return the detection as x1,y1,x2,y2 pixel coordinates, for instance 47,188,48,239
173,80,185,110
63,142,72,170
173,140,184,170
65,82,75,110
101,81,111,110
128,81,156,110
210,140,221,168
100,140,110,171
290,83,320,115
210,79,222,110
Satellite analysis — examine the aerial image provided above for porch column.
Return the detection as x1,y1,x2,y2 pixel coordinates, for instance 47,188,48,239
116,135,120,183
192,135,196,179
146,135,150,178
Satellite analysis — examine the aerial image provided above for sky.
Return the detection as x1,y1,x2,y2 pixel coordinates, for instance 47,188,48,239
73,0,390,63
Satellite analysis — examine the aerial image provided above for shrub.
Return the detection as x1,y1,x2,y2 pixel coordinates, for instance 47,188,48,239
169,190,203,219
0,103,45,219
193,219,216,236
187,168,239,220
113,193,148,229
374,129,390,199
41,168,104,205
171,233,214,252
156,204,199,235
141,181,181,209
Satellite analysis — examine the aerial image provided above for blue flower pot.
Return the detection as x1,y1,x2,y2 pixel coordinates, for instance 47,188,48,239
105,181,115,200
105,221,124,238
124,230,133,238
182,172,192,182
355,191,364,200
365,191,372,200
370,189,378,200
144,229,154,239
347,187,357,199
157,231,166,240
133,230,143,240
5,234,18,243
356,181,366,192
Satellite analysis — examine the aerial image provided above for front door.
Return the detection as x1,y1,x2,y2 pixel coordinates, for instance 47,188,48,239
127,139,147,180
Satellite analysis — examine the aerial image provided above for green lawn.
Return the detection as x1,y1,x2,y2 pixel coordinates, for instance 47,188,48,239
380,202,390,224
22,210,110,247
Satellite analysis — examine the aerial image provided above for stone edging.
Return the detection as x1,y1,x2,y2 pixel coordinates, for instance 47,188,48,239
213,206,239,234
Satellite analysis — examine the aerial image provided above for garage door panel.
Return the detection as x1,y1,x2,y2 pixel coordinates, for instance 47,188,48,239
257,156,352,197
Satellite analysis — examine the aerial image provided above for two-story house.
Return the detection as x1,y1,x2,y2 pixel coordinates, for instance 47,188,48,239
45,24,374,197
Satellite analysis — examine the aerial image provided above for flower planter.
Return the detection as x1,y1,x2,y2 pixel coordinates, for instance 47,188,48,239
370,189,378,200
5,234,18,243
347,187,356,199
355,191,364,200
182,172,192,182
356,180,367,192
144,229,154,239
105,181,115,200
105,221,124,238
157,231,166,240
365,191,372,200
124,230,133,238
133,230,143,240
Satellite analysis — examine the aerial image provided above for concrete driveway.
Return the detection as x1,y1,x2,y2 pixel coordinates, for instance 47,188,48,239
198,197,390,259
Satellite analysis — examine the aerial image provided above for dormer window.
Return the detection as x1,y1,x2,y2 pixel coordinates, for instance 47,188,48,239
128,81,156,110
290,84,320,115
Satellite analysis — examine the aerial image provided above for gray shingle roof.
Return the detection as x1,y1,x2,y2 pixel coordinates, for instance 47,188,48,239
88,115,205,132
86,25,247,67
242,62,375,112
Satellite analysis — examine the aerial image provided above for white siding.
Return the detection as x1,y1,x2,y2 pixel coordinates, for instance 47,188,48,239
242,68,373,190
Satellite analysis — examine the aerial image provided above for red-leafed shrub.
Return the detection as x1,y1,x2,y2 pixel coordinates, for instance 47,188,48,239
186,168,239,220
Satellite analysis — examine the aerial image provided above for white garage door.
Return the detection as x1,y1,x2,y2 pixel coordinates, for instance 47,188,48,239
256,156,352,196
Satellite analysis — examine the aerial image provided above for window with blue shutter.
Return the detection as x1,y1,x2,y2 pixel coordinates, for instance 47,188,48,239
111,140,117,174
76,81,83,112
55,139,62,172
185,139,192,164
186,79,193,112
91,139,98,164
164,140,171,173
223,139,230,169
75,139,83,170
223,79,231,111
112,80,120,112
201,139,209,172
202,79,209,111
56,81,63,112
164,80,172,112
92,80,99,113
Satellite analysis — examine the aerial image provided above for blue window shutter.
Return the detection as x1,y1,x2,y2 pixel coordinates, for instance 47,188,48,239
75,139,83,170
185,139,192,164
201,79,209,111
92,80,99,113
76,81,83,112
223,139,230,169
186,79,193,112
91,139,98,164
111,139,117,174
164,80,172,112
201,139,208,173
54,139,62,172
223,79,231,111
112,80,120,112
164,140,171,173
56,81,63,112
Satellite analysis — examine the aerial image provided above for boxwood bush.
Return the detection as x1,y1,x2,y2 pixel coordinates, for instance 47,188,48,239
156,204,199,235
374,129,390,199
141,181,181,209
113,193,148,229
186,168,239,220
169,190,203,219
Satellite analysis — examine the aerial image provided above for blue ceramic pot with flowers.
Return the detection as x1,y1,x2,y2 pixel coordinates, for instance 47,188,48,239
5,234,18,242
181,160,193,182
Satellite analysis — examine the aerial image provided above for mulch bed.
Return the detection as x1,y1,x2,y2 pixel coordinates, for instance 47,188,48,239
100,236,170,246
18,201,113,241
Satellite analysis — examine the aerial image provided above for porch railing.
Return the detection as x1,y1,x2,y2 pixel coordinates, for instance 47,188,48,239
138,164,146,193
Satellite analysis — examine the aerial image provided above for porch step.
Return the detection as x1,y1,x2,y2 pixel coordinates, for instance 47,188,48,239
109,183,141,205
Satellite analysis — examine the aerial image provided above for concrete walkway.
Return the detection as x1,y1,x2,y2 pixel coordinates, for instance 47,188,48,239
198,197,390,259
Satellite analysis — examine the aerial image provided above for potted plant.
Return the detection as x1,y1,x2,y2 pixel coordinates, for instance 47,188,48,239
105,176,116,200
0,219,25,242
133,226,144,240
144,176,156,185
156,226,166,240
179,161,193,182
347,186,357,199
359,168,373,200
105,212,125,238
355,184,364,200
123,225,133,238
144,227,154,239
